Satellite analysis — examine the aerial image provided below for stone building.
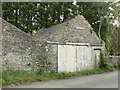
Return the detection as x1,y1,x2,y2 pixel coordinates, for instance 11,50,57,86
34,15,104,73
1,19,45,72
1,15,104,73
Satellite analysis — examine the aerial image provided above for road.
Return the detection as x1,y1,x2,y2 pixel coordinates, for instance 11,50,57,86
12,71,118,88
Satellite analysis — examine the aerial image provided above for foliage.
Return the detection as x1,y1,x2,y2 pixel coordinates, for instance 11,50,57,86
2,71,37,86
2,68,116,87
2,2,119,55
2,2,78,34
99,53,115,71
110,27,120,55
118,63,120,70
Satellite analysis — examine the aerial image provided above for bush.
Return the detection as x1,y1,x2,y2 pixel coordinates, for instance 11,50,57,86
99,53,115,71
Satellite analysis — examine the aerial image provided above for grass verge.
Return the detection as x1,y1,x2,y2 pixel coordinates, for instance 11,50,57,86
1,68,117,87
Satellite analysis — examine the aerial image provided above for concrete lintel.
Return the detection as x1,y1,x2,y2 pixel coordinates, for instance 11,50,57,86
46,41,103,46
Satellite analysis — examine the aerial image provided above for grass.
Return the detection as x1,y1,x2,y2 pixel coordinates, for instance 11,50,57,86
1,68,117,87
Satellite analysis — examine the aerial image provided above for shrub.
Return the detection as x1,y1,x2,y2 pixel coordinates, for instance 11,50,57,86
99,53,114,71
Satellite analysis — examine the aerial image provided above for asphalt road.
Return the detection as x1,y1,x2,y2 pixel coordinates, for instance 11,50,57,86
12,71,118,88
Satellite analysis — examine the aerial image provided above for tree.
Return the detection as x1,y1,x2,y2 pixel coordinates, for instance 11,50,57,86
2,2,119,55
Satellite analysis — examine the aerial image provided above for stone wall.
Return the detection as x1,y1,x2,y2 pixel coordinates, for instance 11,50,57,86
108,56,120,67
2,19,56,72
34,15,101,44
1,18,103,73
44,44,58,73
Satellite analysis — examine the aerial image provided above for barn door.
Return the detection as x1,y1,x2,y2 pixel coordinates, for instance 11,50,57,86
58,45,77,72
58,44,93,73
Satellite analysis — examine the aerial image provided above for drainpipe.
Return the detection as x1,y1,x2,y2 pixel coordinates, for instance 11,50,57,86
98,17,103,42
98,16,106,52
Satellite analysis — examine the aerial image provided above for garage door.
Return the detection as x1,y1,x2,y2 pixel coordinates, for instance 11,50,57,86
58,44,94,73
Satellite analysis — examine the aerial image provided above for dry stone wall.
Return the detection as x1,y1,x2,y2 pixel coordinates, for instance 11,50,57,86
1,17,109,73
2,19,56,72
108,56,120,67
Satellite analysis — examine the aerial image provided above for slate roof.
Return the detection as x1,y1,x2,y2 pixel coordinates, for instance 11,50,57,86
35,19,71,39
34,15,101,44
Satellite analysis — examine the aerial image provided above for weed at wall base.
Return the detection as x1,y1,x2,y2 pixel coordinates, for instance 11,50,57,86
2,68,117,87
99,53,116,71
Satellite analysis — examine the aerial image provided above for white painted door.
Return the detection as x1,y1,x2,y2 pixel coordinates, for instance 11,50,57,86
58,45,76,72
58,45,94,73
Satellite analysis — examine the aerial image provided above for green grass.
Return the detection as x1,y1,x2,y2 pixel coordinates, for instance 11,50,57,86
1,68,117,87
